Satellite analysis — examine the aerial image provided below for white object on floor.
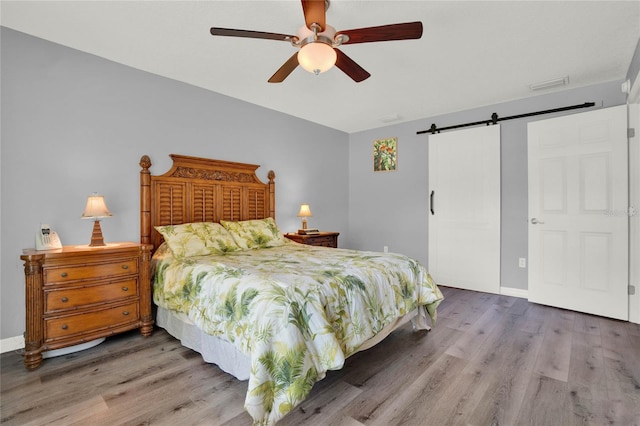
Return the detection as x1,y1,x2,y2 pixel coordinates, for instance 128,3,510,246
42,337,106,359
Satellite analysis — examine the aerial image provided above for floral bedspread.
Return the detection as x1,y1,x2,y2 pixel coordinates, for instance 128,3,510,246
153,241,443,425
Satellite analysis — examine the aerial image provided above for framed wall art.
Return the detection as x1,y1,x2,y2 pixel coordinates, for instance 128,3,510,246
373,137,398,172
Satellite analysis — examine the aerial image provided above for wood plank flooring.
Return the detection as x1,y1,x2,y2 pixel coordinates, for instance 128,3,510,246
2,286,639,425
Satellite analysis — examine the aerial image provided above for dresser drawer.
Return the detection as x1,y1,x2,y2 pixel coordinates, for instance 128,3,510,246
44,258,138,284
309,236,337,247
45,302,139,340
284,232,339,248
45,279,139,312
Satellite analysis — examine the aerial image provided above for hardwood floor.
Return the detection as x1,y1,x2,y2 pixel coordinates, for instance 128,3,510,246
2,286,639,425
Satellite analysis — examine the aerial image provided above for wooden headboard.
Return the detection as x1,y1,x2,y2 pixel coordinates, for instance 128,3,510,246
140,154,275,250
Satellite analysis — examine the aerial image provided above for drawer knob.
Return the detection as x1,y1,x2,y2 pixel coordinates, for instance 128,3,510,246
121,265,129,270
61,297,68,303
122,287,129,292
61,324,68,330
60,272,68,278
122,311,129,316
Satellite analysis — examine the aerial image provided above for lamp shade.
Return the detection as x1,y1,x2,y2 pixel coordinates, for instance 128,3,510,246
81,194,112,219
297,204,313,218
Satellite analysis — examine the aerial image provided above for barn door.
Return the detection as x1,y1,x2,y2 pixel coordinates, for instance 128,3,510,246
428,125,501,294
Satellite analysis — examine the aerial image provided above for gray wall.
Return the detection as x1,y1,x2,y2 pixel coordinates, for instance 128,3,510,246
627,37,640,87
0,28,349,339
348,82,627,290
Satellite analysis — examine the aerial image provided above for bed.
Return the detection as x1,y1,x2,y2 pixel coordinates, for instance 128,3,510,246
139,154,443,425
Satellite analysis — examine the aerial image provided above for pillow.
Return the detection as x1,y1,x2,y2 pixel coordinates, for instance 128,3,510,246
152,242,173,259
221,217,287,250
154,222,240,258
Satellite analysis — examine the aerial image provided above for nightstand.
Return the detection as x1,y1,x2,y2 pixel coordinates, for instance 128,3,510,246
20,242,153,370
285,232,339,248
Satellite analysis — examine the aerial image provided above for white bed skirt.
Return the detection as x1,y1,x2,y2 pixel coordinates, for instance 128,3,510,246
156,307,252,380
156,305,431,381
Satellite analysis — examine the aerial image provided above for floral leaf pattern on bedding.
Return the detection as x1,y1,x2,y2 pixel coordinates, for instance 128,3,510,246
153,243,443,425
251,344,317,415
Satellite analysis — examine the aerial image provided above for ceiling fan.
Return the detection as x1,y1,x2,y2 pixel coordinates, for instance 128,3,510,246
210,0,423,83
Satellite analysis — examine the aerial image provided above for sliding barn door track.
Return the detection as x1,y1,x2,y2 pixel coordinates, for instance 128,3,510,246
417,102,595,135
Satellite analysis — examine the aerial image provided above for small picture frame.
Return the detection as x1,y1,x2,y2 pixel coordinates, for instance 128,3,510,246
373,137,398,172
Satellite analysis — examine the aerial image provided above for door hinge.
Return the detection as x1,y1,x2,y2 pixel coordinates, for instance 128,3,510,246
630,285,636,296
629,128,635,138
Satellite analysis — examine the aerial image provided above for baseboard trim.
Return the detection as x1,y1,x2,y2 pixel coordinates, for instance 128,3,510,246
1,335,24,354
500,286,529,299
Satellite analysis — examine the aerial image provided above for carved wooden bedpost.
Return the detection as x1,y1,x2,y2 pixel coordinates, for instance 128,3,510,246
268,170,276,220
139,156,154,336
140,155,152,246
139,244,154,336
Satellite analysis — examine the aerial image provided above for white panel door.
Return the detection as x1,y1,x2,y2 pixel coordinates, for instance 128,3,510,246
428,125,501,294
528,105,628,320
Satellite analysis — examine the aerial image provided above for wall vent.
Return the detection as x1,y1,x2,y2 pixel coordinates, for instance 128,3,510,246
529,76,569,91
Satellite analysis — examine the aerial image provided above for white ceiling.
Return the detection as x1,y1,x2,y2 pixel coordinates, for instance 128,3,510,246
2,1,639,133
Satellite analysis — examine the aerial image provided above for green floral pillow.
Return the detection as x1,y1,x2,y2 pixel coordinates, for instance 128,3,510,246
154,222,240,258
220,217,287,250
153,242,172,258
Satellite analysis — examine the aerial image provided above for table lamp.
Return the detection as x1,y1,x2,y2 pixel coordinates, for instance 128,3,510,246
81,193,112,246
297,204,313,231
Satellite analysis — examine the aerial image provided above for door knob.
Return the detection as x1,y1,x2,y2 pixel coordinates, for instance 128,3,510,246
531,218,545,224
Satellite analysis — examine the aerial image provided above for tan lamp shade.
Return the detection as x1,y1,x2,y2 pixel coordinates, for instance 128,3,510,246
81,193,112,246
297,204,313,229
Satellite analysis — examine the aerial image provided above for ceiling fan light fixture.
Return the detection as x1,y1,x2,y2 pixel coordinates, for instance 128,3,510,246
298,42,337,75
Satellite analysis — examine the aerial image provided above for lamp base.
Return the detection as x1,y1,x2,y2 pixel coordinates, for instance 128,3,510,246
89,220,106,247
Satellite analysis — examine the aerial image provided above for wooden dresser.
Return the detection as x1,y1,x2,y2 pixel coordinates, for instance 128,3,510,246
20,242,153,370
285,232,339,248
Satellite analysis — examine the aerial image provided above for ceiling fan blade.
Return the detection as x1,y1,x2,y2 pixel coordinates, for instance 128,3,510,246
268,53,300,83
301,0,326,32
210,27,294,42
337,21,423,45
334,49,370,83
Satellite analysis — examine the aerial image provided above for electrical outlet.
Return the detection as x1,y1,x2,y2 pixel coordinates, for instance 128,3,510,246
383,246,389,253
518,258,526,268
